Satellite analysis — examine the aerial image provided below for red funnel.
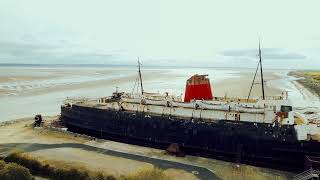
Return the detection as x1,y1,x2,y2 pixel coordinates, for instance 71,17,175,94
184,74,213,102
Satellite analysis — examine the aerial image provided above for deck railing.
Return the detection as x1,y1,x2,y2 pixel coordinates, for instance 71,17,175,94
293,168,320,180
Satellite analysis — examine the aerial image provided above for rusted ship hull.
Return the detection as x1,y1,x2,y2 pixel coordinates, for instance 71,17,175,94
61,104,320,172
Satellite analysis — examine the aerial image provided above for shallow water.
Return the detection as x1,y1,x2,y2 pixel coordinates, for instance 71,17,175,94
273,71,320,108
0,66,318,122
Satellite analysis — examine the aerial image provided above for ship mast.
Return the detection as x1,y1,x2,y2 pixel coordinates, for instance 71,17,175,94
247,40,266,101
247,62,260,101
259,40,265,100
138,57,144,95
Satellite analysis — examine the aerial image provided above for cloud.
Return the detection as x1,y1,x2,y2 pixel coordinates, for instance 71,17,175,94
220,48,306,60
0,41,57,57
0,41,122,64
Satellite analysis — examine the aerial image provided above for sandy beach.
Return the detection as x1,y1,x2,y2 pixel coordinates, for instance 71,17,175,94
0,67,171,97
0,66,176,121
2,66,320,123
212,71,283,98
0,66,293,122
0,67,285,98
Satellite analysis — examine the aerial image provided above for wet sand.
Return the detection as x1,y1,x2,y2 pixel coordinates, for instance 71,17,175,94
0,67,174,121
0,66,288,122
0,67,170,97
212,72,283,98
0,67,284,98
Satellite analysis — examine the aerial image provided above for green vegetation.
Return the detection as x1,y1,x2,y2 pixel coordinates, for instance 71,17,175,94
4,152,116,180
0,160,33,180
289,71,320,96
3,152,171,180
305,72,320,81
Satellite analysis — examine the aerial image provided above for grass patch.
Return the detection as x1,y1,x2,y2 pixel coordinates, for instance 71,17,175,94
0,160,6,169
0,160,33,180
3,152,172,180
4,152,116,180
305,72,320,81
289,71,320,96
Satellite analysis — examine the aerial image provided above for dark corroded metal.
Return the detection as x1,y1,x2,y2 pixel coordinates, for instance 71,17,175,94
61,104,320,172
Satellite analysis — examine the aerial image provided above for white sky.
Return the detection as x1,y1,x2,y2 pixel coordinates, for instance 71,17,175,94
0,0,319,69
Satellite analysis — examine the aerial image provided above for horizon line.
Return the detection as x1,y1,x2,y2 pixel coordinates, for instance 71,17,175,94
0,63,316,70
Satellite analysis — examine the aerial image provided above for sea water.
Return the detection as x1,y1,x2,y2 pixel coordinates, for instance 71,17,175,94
0,65,318,122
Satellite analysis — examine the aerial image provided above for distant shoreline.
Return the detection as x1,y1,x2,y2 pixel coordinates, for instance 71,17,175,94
1,63,319,71
288,71,320,98
0,67,317,122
